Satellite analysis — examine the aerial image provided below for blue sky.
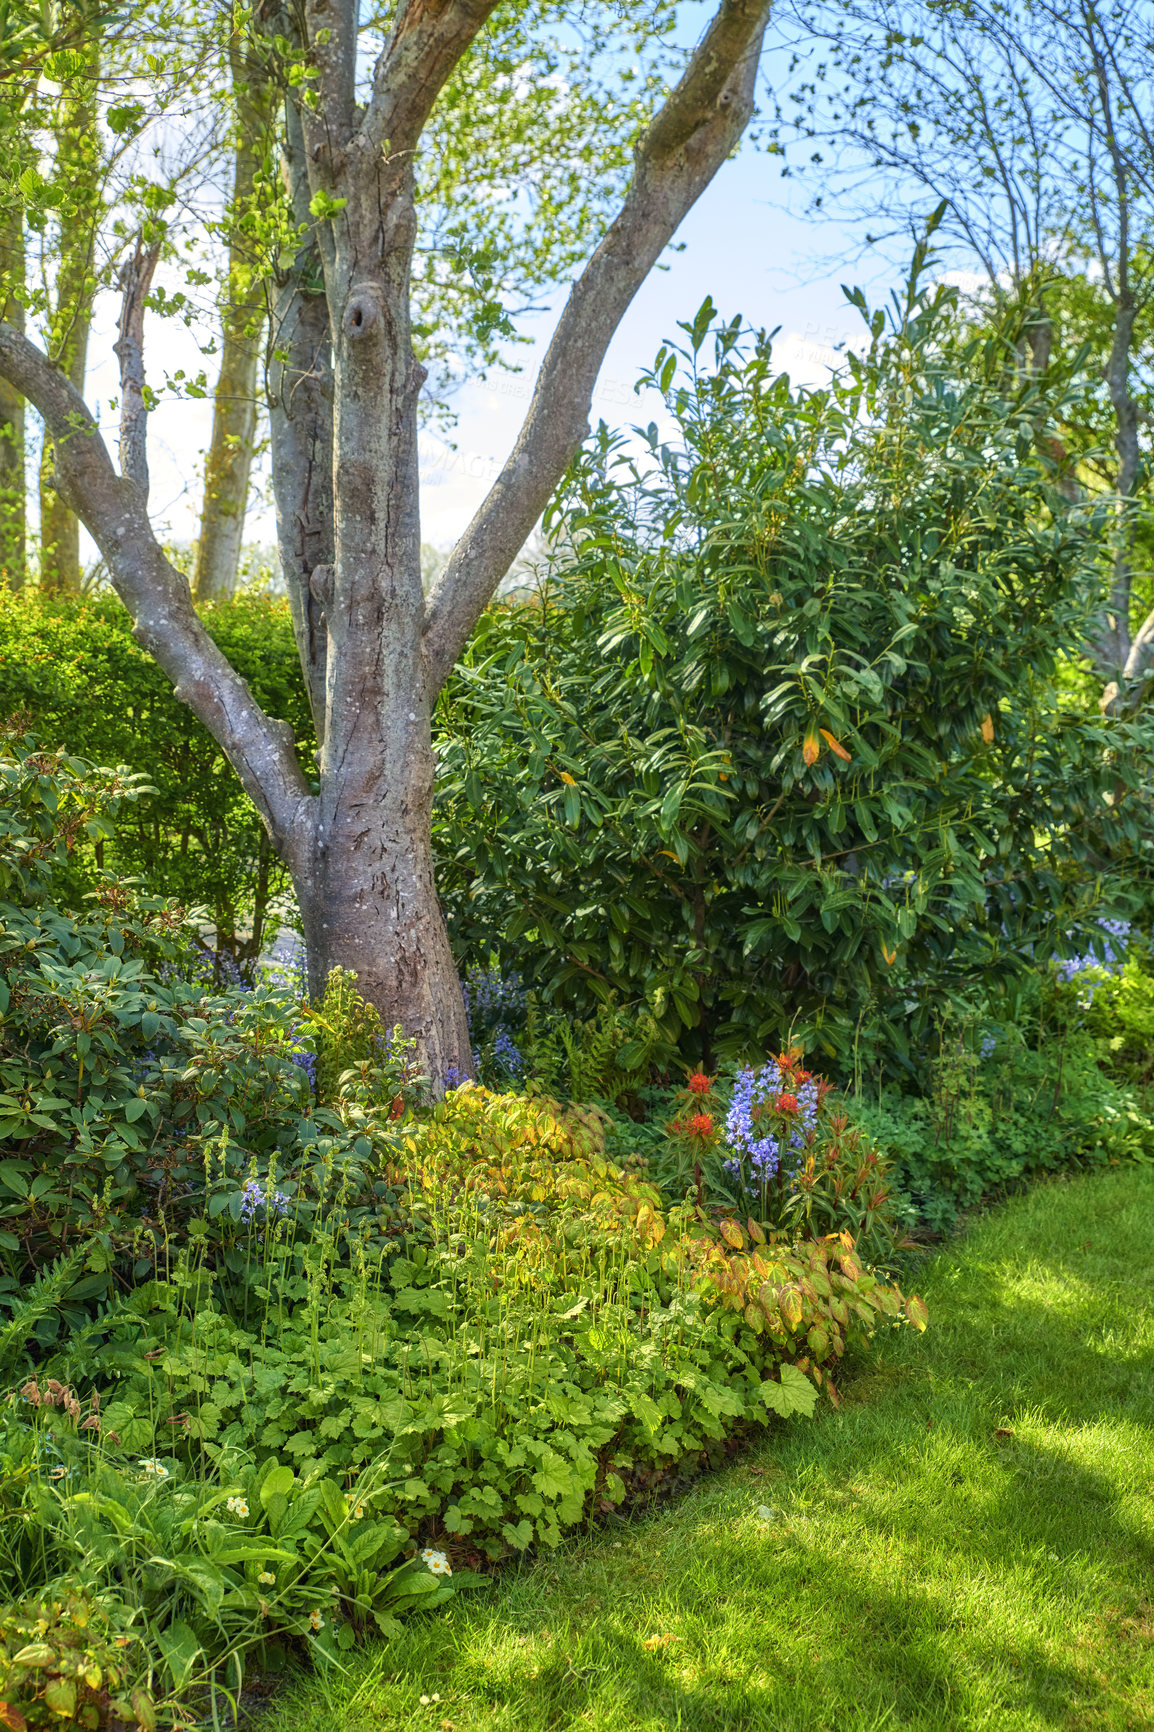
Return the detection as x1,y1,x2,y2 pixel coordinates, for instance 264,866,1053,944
415,140,894,550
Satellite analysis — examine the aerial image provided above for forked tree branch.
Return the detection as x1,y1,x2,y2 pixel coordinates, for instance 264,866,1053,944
423,0,772,690
112,234,160,502
0,320,315,859
359,0,501,159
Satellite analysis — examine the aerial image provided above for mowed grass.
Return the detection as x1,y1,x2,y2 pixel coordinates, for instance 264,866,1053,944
264,1166,1154,1731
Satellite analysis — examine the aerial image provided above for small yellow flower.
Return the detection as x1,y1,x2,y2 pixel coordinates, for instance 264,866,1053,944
226,1495,250,1518
258,1570,276,1585
308,1609,325,1632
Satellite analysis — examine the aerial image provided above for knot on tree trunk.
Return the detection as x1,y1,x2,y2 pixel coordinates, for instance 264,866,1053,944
343,286,385,341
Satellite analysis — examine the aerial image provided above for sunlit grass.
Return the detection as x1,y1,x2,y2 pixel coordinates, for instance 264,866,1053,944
265,1165,1154,1730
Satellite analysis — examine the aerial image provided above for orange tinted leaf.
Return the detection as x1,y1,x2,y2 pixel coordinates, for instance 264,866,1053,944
0,1705,28,1732
819,728,852,762
802,727,820,766
746,1217,766,1245
882,943,897,966
559,771,577,785
779,1286,804,1330
980,714,994,743
719,1218,745,1250
905,1293,929,1331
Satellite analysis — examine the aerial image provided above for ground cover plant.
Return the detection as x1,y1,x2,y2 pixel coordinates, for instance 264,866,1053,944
256,1161,1154,1732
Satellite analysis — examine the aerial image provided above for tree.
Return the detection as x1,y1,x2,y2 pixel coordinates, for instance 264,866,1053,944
0,208,24,587
779,0,1154,698
36,21,105,594
0,0,772,1080
192,28,273,605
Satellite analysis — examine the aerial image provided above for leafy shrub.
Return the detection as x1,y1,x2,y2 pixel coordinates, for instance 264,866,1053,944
0,592,315,972
851,1010,1154,1234
435,268,1152,1073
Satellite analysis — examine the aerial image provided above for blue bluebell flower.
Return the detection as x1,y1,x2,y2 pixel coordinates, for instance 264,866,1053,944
239,1178,289,1223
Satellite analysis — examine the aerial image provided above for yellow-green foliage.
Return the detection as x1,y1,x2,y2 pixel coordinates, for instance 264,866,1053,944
312,966,387,1103
0,1589,143,1729
399,1085,667,1290
1108,958,1154,1040
405,1084,652,1207
399,1085,924,1391
687,1218,927,1402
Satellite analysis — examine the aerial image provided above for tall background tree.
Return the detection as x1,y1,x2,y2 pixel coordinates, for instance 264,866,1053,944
36,15,105,595
193,22,273,605
0,0,773,1078
779,0,1154,702
0,208,24,589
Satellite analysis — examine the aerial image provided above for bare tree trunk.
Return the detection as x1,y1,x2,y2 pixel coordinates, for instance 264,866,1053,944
268,97,331,740
38,44,100,596
0,208,24,589
193,41,272,605
1094,290,1140,682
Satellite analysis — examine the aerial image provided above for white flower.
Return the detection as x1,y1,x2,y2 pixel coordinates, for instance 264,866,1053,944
258,1570,276,1586
350,1501,365,1519
308,1609,325,1632
420,1547,451,1577
138,1458,170,1479
226,1495,250,1518
418,1695,442,1706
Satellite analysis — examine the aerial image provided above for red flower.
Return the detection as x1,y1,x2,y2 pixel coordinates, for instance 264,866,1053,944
775,1093,799,1114
687,1072,712,1095
688,1112,714,1137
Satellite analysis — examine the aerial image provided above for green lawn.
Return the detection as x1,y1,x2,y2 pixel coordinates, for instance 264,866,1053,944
263,1165,1154,1731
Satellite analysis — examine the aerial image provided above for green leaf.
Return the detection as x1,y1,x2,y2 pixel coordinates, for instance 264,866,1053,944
260,1464,295,1509
759,1364,818,1420
156,1618,202,1690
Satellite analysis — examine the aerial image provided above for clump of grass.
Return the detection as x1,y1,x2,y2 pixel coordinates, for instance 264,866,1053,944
263,1164,1154,1732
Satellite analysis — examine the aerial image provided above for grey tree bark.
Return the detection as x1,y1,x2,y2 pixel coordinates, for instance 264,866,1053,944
0,0,771,1081
0,207,24,589
193,40,273,605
